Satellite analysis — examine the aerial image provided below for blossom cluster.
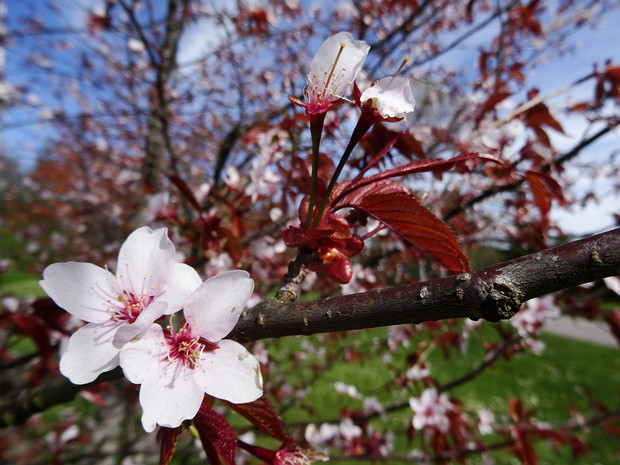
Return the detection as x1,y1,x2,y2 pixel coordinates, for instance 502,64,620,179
285,31,416,284
40,226,263,432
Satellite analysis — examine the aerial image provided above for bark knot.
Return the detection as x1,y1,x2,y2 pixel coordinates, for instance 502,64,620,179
480,276,523,322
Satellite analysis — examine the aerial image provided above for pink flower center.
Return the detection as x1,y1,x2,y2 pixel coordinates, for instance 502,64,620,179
113,292,154,323
165,322,218,369
94,264,162,324
304,43,347,114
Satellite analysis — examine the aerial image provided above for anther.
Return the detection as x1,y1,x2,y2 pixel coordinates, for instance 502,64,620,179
393,56,410,78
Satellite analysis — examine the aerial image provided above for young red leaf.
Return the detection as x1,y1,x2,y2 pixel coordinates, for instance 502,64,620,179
332,152,501,206
508,397,525,423
224,396,289,443
478,90,513,119
525,170,565,217
525,171,552,217
602,310,620,347
360,122,426,161
157,427,179,465
168,173,203,214
193,405,238,465
525,102,564,134
337,184,470,274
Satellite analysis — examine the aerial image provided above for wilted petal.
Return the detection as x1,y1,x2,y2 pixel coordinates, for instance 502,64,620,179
360,76,415,119
183,271,254,342
199,340,263,404
40,262,117,323
59,320,122,384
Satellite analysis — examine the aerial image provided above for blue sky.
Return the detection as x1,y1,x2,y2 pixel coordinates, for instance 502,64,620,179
2,0,619,235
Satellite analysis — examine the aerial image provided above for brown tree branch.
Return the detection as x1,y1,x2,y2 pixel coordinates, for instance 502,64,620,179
230,228,620,342
1,229,618,427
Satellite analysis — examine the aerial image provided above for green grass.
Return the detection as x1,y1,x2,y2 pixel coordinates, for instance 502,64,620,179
0,269,46,297
262,322,620,464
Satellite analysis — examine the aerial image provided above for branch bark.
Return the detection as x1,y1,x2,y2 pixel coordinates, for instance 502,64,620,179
1,229,618,427
229,228,620,342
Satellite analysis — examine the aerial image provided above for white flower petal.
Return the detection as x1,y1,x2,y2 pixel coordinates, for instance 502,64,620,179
116,227,175,296
309,31,370,98
360,76,415,118
199,339,263,404
138,358,206,432
160,263,203,314
184,271,254,342
59,320,122,384
119,324,167,384
113,301,168,348
40,262,117,323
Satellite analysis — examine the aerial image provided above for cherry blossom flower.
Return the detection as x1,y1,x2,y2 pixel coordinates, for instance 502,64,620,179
359,75,416,120
334,381,360,398
409,388,453,433
119,271,263,432
478,409,496,435
40,227,202,384
289,32,370,115
405,363,430,381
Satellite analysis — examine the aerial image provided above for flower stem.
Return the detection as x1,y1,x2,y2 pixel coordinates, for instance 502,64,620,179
312,113,375,227
307,113,326,228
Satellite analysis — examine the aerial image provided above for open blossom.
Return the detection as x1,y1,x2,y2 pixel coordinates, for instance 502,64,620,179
290,31,370,115
409,388,453,433
359,75,415,120
40,227,202,384
478,409,496,435
119,270,263,432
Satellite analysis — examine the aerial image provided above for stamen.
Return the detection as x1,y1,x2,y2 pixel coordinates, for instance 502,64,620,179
393,56,410,78
322,43,347,97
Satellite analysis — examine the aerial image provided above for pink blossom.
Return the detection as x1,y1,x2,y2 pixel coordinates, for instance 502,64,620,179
409,388,453,433
334,381,360,398
478,409,495,435
406,363,430,381
359,76,415,120
40,227,202,384
290,32,369,115
119,271,263,432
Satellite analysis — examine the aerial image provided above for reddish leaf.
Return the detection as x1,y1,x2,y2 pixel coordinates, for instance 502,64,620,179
525,172,551,216
361,122,426,161
193,405,238,465
605,65,620,81
603,310,620,347
157,427,179,465
525,170,565,217
518,435,539,465
525,102,564,134
225,396,289,442
508,397,525,423
332,152,501,206
337,183,470,274
31,297,71,335
479,90,513,118
168,173,202,214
